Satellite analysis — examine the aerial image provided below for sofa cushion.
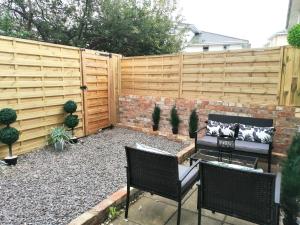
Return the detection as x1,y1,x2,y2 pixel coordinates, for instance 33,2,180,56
135,143,173,156
237,124,274,144
178,165,199,193
206,120,222,136
208,161,263,173
197,136,218,147
235,140,269,154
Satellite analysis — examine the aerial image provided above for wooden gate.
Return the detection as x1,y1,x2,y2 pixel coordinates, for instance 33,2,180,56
81,50,111,135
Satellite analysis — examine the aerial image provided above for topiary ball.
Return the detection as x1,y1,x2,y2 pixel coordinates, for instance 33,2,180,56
0,127,19,145
63,100,77,114
288,24,300,48
64,115,79,129
0,108,17,126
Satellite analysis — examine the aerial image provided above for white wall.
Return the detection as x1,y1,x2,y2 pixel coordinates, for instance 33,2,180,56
183,44,245,52
265,34,288,47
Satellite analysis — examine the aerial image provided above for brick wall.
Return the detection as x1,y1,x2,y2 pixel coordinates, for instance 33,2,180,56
119,95,300,154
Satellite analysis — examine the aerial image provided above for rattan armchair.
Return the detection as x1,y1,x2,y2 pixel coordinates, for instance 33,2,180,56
125,146,200,225
197,161,281,225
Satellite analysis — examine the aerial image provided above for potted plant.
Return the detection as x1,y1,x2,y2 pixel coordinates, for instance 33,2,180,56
49,127,71,151
152,104,161,131
281,132,300,225
169,105,180,134
189,109,199,138
0,108,20,166
63,100,79,143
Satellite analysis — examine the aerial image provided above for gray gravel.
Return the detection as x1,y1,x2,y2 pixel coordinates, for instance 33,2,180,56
0,128,187,225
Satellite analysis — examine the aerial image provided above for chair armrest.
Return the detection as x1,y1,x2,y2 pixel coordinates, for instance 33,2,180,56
179,160,201,182
275,173,281,204
195,126,207,134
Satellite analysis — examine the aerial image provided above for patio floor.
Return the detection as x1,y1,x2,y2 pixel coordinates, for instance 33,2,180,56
111,161,282,225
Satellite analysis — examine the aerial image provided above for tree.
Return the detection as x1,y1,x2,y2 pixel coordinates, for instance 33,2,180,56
0,0,185,56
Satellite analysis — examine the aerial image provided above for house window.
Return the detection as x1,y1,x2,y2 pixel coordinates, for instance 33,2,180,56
203,46,209,52
223,45,229,50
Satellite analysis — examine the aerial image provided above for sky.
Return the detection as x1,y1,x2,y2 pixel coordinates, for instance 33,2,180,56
177,0,289,47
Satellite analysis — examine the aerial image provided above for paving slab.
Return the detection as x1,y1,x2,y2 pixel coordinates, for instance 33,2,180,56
165,208,222,225
122,196,177,225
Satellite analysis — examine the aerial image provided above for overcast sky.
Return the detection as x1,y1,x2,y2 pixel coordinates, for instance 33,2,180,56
178,0,289,47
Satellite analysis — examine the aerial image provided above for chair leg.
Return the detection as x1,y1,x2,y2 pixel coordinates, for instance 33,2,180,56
268,152,272,173
125,185,130,218
198,208,201,225
177,201,181,225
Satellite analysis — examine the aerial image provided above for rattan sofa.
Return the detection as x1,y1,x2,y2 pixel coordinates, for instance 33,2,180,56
197,161,281,225
125,146,200,225
195,114,275,172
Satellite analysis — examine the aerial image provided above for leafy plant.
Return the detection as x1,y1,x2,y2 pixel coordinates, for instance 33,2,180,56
281,133,300,225
169,105,180,129
0,108,19,157
288,24,300,48
48,127,71,145
108,206,120,220
189,109,199,133
152,104,161,126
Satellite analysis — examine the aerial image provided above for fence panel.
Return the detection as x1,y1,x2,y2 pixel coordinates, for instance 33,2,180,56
279,46,300,106
0,36,84,158
81,50,111,135
121,47,282,105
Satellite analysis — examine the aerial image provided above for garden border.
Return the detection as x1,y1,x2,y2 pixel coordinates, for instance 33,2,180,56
68,127,195,225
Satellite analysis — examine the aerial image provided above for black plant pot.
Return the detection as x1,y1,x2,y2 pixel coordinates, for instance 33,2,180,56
152,124,159,131
189,131,196,138
70,137,78,144
172,127,178,134
4,155,18,166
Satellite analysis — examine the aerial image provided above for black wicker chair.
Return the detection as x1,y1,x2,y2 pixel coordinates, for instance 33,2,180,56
197,161,281,225
195,114,275,172
125,146,200,225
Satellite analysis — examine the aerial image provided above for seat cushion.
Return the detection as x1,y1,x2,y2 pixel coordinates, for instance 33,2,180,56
197,136,218,147
235,140,269,154
178,165,199,194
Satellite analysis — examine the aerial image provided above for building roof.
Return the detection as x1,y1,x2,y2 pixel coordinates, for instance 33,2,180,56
189,30,250,46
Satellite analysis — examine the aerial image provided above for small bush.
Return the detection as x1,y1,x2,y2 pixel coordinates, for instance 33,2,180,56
152,104,161,126
0,127,19,145
281,133,300,225
0,108,17,126
189,109,199,133
63,100,77,114
169,105,180,129
288,24,300,48
64,115,79,129
48,127,71,145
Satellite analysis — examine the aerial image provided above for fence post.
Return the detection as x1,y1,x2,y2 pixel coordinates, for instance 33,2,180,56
178,53,183,98
277,46,285,106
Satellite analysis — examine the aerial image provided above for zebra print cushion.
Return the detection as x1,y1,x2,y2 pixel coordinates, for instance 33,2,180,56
206,120,236,137
237,124,274,144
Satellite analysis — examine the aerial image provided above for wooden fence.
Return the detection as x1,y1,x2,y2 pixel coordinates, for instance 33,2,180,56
121,47,287,105
0,34,299,158
0,36,120,158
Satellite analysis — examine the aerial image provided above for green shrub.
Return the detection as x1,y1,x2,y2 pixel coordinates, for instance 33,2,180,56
0,108,17,126
0,127,19,157
281,133,300,225
64,115,79,129
152,104,161,126
48,127,71,145
169,105,180,129
63,100,77,114
288,24,300,48
189,109,199,133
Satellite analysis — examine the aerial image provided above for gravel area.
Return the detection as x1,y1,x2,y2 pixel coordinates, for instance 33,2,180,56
0,128,188,225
